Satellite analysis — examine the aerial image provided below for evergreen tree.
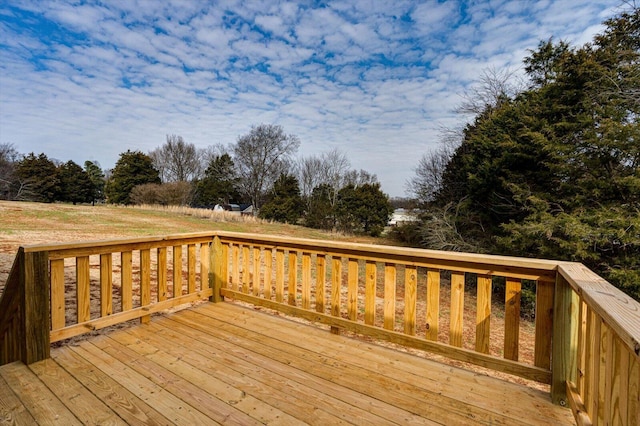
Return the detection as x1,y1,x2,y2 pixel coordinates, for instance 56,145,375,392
412,9,640,300
192,154,240,206
57,160,94,204
14,152,59,202
259,173,303,224
335,183,393,237
84,160,105,204
105,150,160,205
304,183,334,230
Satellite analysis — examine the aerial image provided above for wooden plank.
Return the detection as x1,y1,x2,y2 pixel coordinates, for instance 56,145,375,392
173,244,183,297
242,245,250,294
603,324,614,424
120,251,132,311
449,271,465,348
188,243,196,294
504,277,521,361
51,347,171,425
404,266,417,336
223,288,553,384
264,247,273,300
211,236,224,303
100,253,113,318
577,298,588,397
194,303,568,424
0,361,82,425
232,244,240,291
302,253,312,309
347,258,358,321
38,232,217,259
629,355,639,426
331,257,342,318
136,319,392,425
583,306,593,412
28,358,126,425
426,268,440,341
588,313,602,420
612,336,629,425
534,279,554,369
316,254,326,313
475,274,491,354
287,251,297,306
114,329,302,425
552,274,577,405
172,310,470,425
566,381,593,426
199,243,209,293
221,243,229,290
383,263,396,331
597,323,608,424
558,262,640,364
50,258,66,330
91,335,261,425
157,246,167,301
252,247,261,297
50,290,212,343
70,341,215,424
0,372,37,424
364,260,377,325
275,249,285,303
140,249,151,324
76,255,91,323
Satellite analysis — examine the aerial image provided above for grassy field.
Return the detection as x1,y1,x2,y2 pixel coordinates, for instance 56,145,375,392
0,200,385,290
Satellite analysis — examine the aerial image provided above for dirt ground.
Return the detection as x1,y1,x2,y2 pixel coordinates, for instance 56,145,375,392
0,201,547,391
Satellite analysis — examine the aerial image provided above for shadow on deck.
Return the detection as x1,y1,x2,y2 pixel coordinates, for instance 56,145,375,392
0,301,573,425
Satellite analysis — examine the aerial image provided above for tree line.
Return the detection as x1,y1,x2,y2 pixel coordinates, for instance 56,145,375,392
0,124,393,237
404,8,639,303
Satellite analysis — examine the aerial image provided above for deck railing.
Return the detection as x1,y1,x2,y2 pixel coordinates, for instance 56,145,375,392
0,231,638,425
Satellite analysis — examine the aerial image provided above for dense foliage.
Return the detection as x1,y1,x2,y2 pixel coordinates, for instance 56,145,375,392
335,183,394,237
411,10,640,301
104,150,161,205
259,173,304,224
192,154,240,207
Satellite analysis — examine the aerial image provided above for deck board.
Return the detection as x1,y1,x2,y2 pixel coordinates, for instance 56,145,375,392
0,301,575,425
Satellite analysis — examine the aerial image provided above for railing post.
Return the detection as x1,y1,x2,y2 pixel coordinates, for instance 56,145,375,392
20,250,50,364
551,272,577,405
210,236,224,303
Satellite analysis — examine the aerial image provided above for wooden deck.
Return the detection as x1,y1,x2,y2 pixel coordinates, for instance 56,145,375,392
0,302,574,425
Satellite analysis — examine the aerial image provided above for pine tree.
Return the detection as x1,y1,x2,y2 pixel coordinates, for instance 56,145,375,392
105,150,160,205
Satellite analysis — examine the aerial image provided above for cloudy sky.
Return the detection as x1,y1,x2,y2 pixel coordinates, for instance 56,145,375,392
0,1,619,197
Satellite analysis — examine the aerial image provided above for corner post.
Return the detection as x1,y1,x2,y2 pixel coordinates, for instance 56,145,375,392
20,250,50,364
551,272,576,405
210,236,224,303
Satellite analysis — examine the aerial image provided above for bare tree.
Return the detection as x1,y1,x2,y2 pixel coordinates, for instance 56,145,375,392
198,143,230,175
0,143,21,200
233,124,300,210
319,148,351,210
150,135,201,182
343,169,378,187
456,66,525,115
406,126,461,204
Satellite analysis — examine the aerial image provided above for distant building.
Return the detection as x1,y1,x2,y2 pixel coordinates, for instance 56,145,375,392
220,203,254,216
388,208,419,226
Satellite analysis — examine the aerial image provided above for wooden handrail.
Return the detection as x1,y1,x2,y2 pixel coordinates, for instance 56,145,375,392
1,230,638,425
555,262,640,425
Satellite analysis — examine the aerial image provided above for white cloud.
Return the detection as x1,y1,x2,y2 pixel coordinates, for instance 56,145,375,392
0,0,622,196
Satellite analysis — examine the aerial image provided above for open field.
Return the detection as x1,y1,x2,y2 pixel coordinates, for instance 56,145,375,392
0,201,381,292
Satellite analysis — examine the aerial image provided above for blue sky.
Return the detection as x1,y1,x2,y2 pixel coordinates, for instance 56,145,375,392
0,1,618,197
